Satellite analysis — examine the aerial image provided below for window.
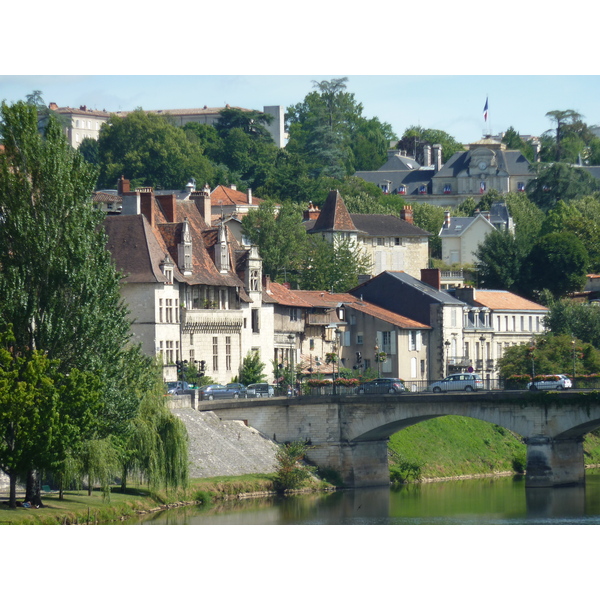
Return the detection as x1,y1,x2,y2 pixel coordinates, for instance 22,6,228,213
212,337,218,371
451,308,457,327
377,238,384,246
310,339,315,351
395,237,401,246
158,298,163,323
290,308,298,321
226,336,231,371
252,308,260,333
356,333,363,345
250,269,260,291
189,348,195,362
409,331,417,351
166,298,173,323
166,341,174,364
382,331,392,353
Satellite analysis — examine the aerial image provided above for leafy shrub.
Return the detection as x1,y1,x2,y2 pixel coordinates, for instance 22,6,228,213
273,441,316,493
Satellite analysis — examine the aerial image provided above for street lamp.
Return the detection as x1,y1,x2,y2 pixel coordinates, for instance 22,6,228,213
479,335,486,371
572,338,576,388
444,340,450,376
288,334,295,394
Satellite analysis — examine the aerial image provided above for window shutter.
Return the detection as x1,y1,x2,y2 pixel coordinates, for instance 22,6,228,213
416,331,422,351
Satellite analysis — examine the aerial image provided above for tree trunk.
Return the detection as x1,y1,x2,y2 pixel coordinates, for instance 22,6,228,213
121,467,127,494
9,472,17,509
25,469,44,507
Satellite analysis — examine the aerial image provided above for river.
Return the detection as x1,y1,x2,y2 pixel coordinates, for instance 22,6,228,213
135,469,600,525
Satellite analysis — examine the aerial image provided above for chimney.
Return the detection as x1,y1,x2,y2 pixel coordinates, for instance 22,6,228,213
454,286,476,303
264,275,271,293
433,144,442,171
48,102,59,111
400,205,414,224
247,188,252,205
444,210,451,228
421,268,441,291
158,194,177,223
482,211,490,221
230,184,237,191
303,201,321,221
118,175,130,195
191,183,212,224
139,188,155,227
423,145,431,167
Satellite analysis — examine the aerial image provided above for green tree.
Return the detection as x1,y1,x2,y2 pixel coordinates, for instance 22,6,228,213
286,78,395,178
97,108,215,189
541,109,586,163
397,126,464,164
544,299,600,349
501,126,535,162
78,136,99,165
297,235,372,292
241,200,308,282
0,326,102,507
525,231,589,299
474,229,529,293
526,162,600,211
273,441,316,493
412,203,448,259
498,334,600,379
239,351,266,385
0,100,189,500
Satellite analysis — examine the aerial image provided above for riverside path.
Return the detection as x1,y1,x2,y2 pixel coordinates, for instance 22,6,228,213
196,389,600,488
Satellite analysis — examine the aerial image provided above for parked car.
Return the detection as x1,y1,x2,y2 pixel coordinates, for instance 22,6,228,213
427,373,484,393
226,383,248,398
198,384,244,401
246,383,274,398
356,378,406,395
167,381,194,395
527,375,572,391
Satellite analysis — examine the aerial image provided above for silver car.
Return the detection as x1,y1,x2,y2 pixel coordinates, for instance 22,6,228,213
527,375,572,391
428,373,484,393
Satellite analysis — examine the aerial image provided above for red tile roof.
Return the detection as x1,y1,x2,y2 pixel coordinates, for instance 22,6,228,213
471,290,547,311
211,185,265,207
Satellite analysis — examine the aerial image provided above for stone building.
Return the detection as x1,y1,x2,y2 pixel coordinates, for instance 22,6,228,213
303,190,431,279
103,183,275,384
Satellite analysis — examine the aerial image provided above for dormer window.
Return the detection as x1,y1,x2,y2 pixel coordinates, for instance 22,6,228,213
160,254,174,284
398,185,407,195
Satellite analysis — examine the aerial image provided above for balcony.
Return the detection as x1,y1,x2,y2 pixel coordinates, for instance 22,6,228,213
182,308,243,334
447,356,471,367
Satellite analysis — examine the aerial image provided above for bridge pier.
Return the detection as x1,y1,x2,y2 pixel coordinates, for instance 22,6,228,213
525,436,585,487
307,440,391,488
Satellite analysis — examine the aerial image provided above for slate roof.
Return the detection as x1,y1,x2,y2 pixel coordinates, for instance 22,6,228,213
439,214,495,238
305,190,431,237
350,270,465,326
350,214,431,237
435,149,532,178
353,168,436,196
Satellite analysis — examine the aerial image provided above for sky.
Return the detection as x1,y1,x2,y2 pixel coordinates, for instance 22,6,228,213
2,74,599,146
4,2,600,147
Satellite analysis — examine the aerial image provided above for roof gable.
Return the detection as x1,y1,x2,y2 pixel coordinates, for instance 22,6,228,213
311,190,359,233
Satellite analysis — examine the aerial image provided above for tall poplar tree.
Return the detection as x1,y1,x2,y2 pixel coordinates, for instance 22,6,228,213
0,101,189,501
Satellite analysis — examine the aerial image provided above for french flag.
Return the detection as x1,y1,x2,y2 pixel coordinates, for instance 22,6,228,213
483,97,489,122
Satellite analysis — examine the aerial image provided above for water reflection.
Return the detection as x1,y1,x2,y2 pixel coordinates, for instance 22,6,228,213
137,470,600,525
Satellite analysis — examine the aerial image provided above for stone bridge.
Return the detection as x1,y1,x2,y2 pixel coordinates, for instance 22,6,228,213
197,390,600,488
